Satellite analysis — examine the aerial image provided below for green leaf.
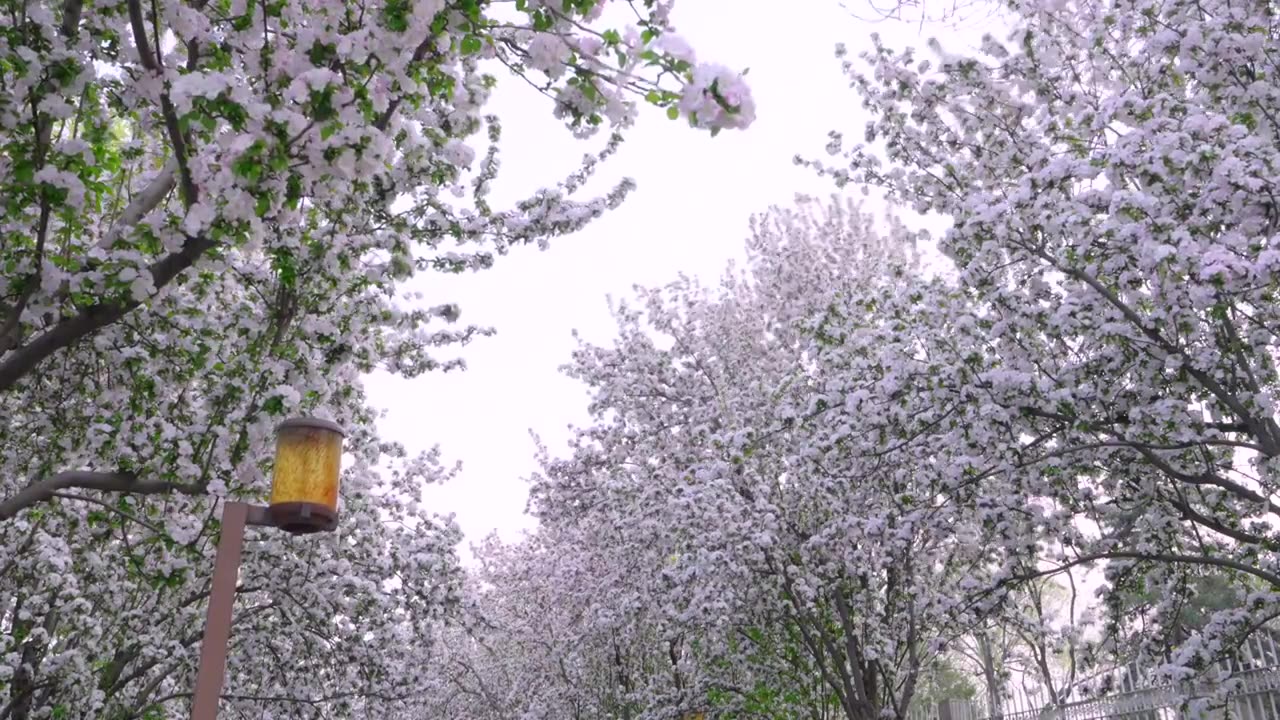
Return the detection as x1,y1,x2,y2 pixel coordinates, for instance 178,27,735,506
460,35,483,54
1232,111,1258,130
231,144,264,182
14,159,35,184
382,0,410,32
666,106,680,120
285,174,303,209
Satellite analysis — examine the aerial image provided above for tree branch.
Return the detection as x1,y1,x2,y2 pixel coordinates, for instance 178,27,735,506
1014,406,1280,515
374,39,436,132
0,0,216,393
0,232,215,393
1020,551,1280,594
0,470,200,522
1161,490,1273,549
100,159,178,249
126,0,197,207
49,491,165,533
1019,405,1249,435
1043,253,1280,454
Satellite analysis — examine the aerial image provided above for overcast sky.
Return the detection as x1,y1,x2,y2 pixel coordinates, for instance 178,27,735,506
364,0,997,557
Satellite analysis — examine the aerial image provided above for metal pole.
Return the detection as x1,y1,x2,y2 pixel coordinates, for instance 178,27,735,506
190,501,250,720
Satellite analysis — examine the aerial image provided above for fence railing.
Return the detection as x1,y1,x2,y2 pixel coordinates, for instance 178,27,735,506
906,638,1280,717
908,658,1280,720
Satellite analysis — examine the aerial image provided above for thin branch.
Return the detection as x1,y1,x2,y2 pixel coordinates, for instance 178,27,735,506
49,491,165,533
1016,550,1280,594
126,0,197,206
1160,490,1274,548
374,38,436,131
1018,405,1250,435
100,159,178,248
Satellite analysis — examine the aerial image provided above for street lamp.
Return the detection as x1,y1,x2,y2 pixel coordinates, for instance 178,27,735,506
190,417,345,720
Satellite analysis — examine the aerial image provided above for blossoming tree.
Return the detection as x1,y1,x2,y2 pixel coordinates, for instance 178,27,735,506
517,196,1010,720
0,0,753,716
808,0,1280,687
432,530,707,720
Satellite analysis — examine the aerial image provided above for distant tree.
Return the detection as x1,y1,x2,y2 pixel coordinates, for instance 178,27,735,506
527,196,1004,720
911,657,979,711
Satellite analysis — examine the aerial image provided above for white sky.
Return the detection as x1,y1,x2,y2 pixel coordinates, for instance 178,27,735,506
364,0,998,557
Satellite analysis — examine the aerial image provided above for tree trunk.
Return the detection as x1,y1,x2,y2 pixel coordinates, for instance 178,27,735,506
977,631,1004,720
8,607,58,720
845,699,880,720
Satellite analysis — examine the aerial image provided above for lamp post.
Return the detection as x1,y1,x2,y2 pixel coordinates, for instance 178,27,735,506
190,417,345,720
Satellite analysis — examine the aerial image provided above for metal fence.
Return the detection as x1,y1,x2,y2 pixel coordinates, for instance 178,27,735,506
918,672,1280,719
906,630,1280,720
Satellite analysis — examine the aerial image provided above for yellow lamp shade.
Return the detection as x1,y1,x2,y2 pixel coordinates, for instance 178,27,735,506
268,417,344,534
